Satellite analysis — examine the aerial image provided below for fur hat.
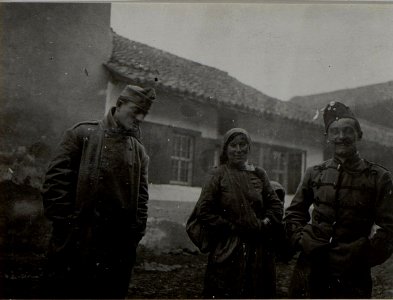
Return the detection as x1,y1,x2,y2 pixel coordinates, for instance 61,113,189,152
323,101,362,138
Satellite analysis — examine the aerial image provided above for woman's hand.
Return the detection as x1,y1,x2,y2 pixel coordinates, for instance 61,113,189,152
260,217,272,231
232,217,272,238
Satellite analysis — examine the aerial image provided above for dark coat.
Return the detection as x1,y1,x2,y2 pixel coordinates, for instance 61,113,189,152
284,153,393,298
41,108,149,297
191,164,283,298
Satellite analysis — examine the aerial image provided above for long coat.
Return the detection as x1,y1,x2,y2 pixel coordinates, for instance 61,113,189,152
192,164,283,299
284,153,393,298
41,107,149,297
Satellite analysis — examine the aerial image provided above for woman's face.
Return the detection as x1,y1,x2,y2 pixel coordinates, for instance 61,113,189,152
226,134,250,166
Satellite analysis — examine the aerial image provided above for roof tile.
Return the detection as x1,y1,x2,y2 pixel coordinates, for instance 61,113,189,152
106,32,316,124
105,32,393,147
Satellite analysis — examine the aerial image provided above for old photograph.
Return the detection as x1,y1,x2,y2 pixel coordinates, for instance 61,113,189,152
1,1,393,298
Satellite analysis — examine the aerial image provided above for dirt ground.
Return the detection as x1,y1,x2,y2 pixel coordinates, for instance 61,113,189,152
128,247,393,299
129,249,295,299
128,248,295,299
0,247,295,299
2,245,393,299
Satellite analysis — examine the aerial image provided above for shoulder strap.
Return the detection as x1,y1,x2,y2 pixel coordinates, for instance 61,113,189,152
365,159,390,173
71,120,100,129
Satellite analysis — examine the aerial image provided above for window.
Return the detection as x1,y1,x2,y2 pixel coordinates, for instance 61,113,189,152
218,109,238,135
259,145,305,194
171,133,194,184
200,147,220,173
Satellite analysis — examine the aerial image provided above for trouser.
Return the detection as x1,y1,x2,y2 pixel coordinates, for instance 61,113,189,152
42,247,137,299
289,252,372,299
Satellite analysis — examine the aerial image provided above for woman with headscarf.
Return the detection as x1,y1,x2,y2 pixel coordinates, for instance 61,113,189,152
187,128,283,298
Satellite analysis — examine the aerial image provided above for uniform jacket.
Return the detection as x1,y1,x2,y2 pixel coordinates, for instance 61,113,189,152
42,107,149,258
285,153,393,274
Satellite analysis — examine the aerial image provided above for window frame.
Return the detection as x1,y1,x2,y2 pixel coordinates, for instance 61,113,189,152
170,131,195,185
258,143,306,193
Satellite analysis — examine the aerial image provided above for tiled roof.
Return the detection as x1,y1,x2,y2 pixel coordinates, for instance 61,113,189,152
359,119,393,147
105,32,393,147
290,83,393,146
291,81,393,108
105,32,317,125
290,81,393,128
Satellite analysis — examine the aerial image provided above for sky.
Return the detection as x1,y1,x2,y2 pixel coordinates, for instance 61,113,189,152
111,3,393,101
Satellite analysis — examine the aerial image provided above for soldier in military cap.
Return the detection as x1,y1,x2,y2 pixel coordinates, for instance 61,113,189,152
284,101,393,298
42,84,156,298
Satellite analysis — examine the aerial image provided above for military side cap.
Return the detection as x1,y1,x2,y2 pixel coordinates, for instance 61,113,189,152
323,101,362,137
118,85,156,113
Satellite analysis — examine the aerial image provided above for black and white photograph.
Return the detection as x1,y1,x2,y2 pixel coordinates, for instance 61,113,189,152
2,1,393,298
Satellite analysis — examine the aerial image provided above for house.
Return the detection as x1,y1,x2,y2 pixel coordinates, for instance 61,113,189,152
105,32,330,195
106,33,393,194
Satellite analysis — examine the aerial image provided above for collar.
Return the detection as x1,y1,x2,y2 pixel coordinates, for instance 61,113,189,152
102,107,119,129
329,152,368,172
227,161,256,171
102,107,141,139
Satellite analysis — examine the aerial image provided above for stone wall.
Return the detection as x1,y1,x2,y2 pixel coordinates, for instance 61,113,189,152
0,3,112,186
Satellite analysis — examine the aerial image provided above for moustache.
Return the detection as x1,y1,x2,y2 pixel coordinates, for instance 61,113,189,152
329,139,353,146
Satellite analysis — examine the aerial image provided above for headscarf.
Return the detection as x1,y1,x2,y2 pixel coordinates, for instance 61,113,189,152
219,128,251,165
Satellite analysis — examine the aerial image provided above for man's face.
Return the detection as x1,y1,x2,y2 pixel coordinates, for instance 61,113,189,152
115,101,146,130
327,118,359,158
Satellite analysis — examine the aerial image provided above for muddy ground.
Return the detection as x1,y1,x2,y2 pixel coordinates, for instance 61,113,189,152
3,246,393,299
128,247,294,299
129,247,393,299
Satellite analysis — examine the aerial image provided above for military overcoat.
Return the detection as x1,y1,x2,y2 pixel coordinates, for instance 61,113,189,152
42,107,149,262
